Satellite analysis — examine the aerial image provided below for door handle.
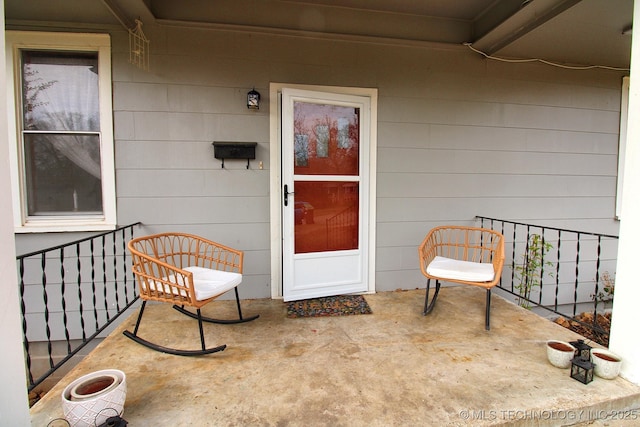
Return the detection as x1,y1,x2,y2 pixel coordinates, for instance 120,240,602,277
284,184,294,206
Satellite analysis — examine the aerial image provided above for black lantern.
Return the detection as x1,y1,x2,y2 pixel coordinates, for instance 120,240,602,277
570,357,595,384
569,339,592,360
247,88,260,110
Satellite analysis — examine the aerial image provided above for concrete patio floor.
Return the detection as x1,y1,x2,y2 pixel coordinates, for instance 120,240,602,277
31,287,640,426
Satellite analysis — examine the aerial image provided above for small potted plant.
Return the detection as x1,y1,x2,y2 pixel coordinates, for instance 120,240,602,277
591,348,622,379
546,340,576,368
61,369,127,426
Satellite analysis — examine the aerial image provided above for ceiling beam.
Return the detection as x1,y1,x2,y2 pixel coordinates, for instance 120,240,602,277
100,0,135,30
472,0,582,55
472,0,527,41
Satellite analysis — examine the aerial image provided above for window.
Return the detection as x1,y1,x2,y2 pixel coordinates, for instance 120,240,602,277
6,32,116,232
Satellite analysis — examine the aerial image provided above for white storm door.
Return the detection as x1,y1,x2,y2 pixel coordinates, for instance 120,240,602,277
282,88,370,302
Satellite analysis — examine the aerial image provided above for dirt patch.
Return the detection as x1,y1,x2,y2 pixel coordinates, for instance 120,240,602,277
554,311,611,347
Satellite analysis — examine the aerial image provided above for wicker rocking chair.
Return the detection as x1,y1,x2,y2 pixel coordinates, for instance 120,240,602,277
124,232,259,356
418,225,505,330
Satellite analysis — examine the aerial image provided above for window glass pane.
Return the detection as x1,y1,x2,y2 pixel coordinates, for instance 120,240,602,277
293,101,359,176
294,181,359,254
20,50,103,217
21,50,99,132
24,134,102,215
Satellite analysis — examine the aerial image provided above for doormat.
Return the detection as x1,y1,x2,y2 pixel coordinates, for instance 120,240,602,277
286,295,372,318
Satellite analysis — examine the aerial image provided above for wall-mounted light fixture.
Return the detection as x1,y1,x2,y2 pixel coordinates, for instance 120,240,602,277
247,88,260,110
622,25,632,35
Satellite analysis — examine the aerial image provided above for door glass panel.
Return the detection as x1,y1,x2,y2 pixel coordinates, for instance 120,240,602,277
293,101,359,176
294,181,359,254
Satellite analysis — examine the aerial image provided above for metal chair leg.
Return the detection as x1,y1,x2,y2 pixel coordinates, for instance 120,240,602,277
174,287,260,324
123,301,227,356
423,279,441,315
131,300,147,335
485,288,491,331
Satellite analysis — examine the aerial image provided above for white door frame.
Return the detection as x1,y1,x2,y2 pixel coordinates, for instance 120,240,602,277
269,83,378,299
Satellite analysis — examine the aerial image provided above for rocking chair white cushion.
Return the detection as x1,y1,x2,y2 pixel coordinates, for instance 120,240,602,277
184,266,243,301
143,267,242,301
426,256,495,283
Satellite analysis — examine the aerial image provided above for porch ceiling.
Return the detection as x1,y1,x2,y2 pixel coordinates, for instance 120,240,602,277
4,0,634,70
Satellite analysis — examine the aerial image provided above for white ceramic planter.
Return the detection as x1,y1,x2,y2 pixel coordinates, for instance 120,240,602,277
69,372,120,401
591,349,622,379
62,369,127,427
546,340,576,368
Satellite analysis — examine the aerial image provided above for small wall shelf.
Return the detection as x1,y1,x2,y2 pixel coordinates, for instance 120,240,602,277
212,142,257,169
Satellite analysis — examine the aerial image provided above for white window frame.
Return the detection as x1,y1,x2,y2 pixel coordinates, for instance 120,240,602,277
616,76,630,220
5,31,116,233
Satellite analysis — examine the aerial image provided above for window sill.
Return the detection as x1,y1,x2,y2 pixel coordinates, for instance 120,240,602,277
14,220,117,234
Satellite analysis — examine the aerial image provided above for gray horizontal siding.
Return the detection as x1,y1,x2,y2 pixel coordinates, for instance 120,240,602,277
116,169,269,197
379,175,616,198
380,123,619,153
380,97,620,133
17,21,625,302
378,149,617,175
118,196,268,223
116,20,624,297
378,197,615,223
116,140,269,170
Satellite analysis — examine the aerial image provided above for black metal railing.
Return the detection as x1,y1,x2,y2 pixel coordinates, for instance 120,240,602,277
477,216,618,345
17,222,141,393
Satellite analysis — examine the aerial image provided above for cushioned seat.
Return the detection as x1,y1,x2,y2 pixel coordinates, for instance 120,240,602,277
426,256,495,283
186,267,243,300
148,266,243,301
